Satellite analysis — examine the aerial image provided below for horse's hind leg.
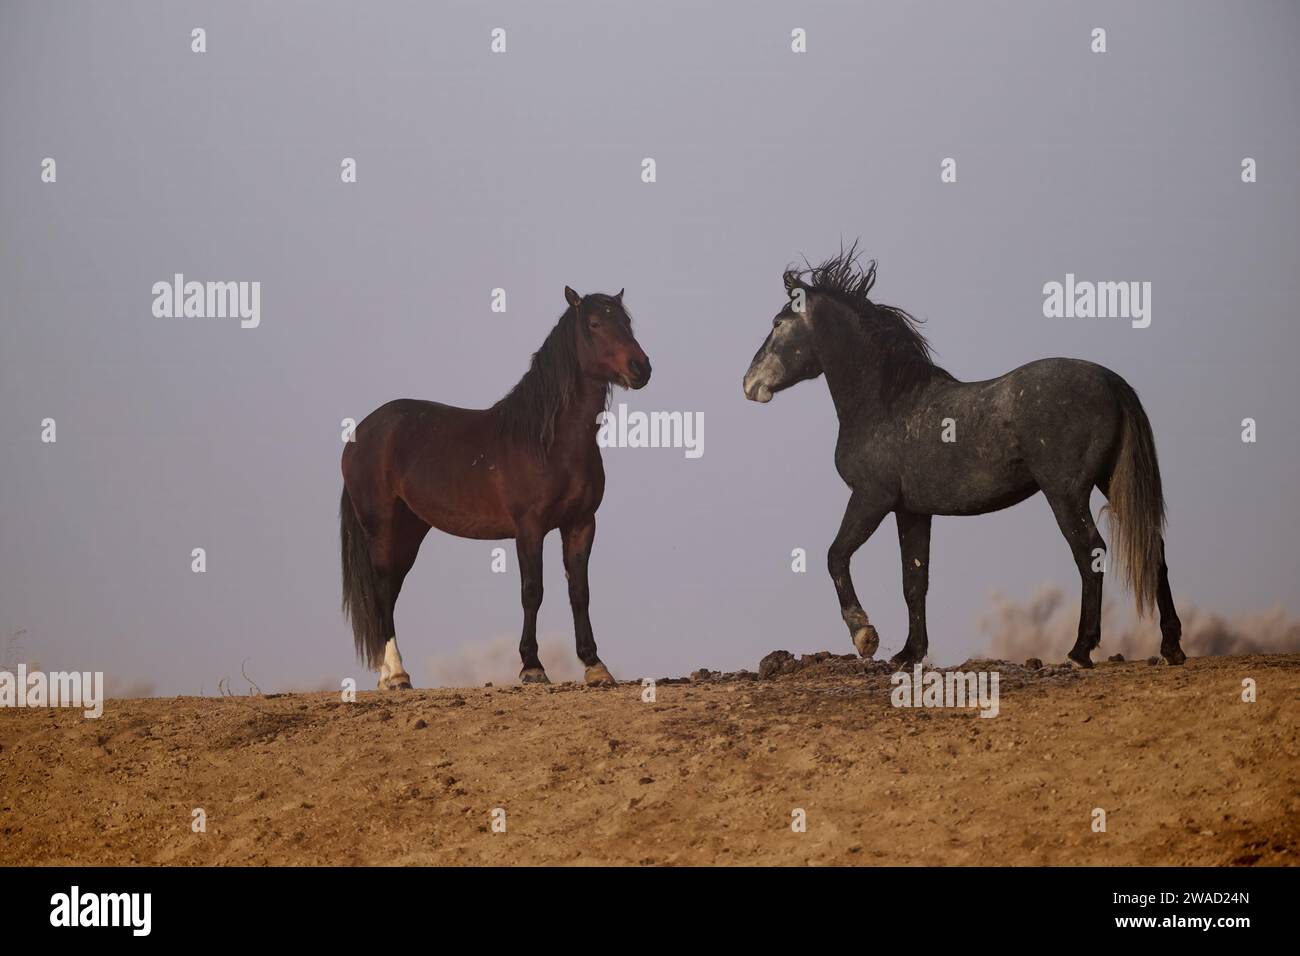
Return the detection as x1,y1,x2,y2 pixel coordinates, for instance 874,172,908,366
515,519,550,684
1097,472,1185,665
371,499,430,690
1043,488,1106,668
1155,540,1186,664
892,511,932,667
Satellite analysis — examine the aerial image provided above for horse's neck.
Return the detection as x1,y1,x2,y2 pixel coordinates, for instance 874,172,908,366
550,376,608,451
812,309,888,424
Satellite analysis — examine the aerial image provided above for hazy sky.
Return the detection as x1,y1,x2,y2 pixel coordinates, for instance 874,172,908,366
2,1,1297,695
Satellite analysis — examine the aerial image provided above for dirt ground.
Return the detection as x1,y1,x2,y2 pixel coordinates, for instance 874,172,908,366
1,654,1296,866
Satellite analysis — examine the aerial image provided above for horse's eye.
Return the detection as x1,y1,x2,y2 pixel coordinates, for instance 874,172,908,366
589,320,600,329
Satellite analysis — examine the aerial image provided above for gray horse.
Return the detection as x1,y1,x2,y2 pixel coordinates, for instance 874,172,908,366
743,246,1185,668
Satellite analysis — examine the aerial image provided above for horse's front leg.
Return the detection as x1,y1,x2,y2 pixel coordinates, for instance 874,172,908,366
561,518,616,686
516,521,550,684
828,489,892,659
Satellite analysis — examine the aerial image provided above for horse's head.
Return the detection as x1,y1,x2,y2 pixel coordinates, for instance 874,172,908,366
567,286,651,389
742,270,822,402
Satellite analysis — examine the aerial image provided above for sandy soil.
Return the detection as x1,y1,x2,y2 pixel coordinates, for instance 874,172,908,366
1,654,1296,866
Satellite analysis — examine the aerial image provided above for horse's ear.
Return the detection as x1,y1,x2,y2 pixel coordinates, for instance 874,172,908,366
615,288,625,301
783,270,802,294
565,286,582,308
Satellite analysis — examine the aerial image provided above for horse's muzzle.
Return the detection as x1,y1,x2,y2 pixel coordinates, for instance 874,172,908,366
625,358,651,389
742,369,773,403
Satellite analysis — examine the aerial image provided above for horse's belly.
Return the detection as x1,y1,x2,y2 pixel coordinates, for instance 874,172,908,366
902,459,1038,516
405,482,515,539
423,508,515,540
912,481,1039,517
397,462,516,539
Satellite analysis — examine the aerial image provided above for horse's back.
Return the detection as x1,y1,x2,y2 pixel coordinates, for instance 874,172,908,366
990,357,1123,429
358,397,483,430
983,358,1126,488
344,397,494,485
346,398,517,537
1006,355,1118,386
879,358,1127,514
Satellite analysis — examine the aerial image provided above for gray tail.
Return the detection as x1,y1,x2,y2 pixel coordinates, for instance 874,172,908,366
1102,375,1166,617
340,487,386,668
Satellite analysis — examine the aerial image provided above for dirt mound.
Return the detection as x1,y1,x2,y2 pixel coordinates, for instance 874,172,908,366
1,654,1296,865
744,649,1085,693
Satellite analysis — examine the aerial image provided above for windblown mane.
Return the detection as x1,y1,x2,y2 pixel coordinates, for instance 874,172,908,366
785,242,952,402
495,307,609,457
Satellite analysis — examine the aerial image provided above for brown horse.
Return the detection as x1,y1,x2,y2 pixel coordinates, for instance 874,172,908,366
340,287,651,689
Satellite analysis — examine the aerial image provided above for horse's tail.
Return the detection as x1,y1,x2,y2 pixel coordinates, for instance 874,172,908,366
1102,373,1166,617
340,487,386,668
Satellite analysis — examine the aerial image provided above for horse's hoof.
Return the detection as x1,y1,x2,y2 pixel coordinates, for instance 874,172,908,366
1162,646,1187,666
890,649,921,667
520,667,551,685
1066,652,1094,669
380,673,413,691
584,662,617,687
852,626,879,659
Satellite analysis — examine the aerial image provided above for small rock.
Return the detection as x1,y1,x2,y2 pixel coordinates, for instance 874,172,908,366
1147,656,1160,666
759,650,796,680
412,718,428,730
1107,654,1125,663
1025,658,1043,670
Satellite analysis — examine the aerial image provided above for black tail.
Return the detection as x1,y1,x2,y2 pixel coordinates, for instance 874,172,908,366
1102,374,1166,617
340,487,386,668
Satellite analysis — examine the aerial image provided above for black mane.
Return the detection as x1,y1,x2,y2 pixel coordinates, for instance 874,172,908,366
495,306,609,457
785,242,951,401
